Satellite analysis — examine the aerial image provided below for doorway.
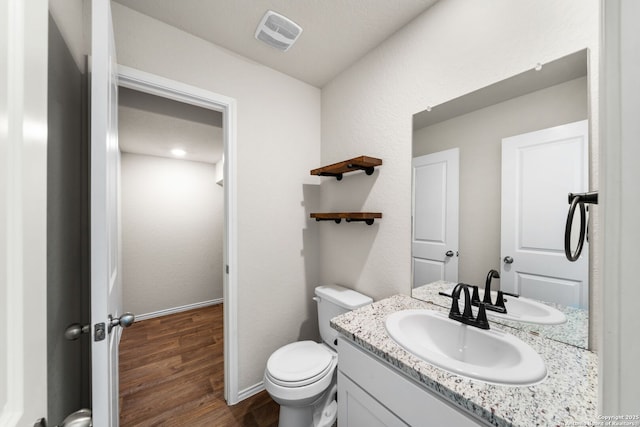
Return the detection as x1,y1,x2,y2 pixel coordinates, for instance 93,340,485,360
118,87,225,316
117,66,239,404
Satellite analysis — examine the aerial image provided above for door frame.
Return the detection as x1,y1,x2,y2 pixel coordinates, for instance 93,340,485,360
600,0,640,413
117,65,240,404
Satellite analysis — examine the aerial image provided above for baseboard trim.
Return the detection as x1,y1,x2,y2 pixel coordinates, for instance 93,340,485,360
237,381,265,402
135,298,223,321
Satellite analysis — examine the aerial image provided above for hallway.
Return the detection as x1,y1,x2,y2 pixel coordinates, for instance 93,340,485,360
119,305,279,426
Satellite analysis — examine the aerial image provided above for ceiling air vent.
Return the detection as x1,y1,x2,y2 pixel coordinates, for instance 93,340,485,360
254,10,303,52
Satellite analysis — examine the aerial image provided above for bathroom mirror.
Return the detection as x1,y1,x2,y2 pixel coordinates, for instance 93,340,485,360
410,49,590,349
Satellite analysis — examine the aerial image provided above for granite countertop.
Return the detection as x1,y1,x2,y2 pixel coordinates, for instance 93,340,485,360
331,294,597,427
412,280,589,349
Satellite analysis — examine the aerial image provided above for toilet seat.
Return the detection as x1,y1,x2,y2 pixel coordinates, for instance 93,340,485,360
266,341,336,388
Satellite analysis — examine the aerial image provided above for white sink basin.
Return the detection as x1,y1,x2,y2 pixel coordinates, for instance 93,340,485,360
385,309,547,386
460,289,567,325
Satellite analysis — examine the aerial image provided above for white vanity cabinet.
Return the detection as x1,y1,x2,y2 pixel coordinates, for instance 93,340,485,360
337,337,486,427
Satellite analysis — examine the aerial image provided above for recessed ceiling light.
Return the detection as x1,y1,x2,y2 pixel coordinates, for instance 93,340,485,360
171,148,186,157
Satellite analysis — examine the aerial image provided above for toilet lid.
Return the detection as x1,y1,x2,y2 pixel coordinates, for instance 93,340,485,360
266,341,335,387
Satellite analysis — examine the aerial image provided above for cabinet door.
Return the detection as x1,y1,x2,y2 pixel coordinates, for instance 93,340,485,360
338,372,408,427
338,337,486,427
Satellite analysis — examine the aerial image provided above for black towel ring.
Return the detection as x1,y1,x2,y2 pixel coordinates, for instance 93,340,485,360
564,192,598,262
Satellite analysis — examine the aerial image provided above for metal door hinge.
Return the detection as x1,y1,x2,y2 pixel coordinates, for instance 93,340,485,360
226,264,229,274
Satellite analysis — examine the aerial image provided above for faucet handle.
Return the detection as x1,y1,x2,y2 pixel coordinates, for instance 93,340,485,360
448,284,461,317
482,291,493,305
471,285,480,304
495,291,507,310
459,285,473,319
475,303,490,330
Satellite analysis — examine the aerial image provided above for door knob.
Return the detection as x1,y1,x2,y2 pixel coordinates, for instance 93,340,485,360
35,409,92,427
445,250,455,257
503,256,514,264
108,312,135,333
64,323,91,341
59,409,91,427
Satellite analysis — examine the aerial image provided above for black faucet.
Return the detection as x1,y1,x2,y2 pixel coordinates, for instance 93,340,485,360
469,269,508,314
449,283,490,330
483,269,500,303
486,269,507,313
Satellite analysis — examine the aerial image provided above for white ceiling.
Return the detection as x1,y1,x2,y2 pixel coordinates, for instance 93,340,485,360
118,87,223,164
112,0,439,87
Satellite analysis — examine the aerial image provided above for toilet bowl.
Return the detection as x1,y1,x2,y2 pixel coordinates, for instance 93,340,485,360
264,285,372,427
264,341,338,427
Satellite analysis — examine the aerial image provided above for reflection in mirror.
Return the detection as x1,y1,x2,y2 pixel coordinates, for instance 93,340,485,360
410,50,590,349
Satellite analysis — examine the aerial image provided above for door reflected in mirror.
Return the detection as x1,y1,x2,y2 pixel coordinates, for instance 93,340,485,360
410,49,591,349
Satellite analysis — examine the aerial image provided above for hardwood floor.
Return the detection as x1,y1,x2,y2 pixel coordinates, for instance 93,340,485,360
119,304,280,426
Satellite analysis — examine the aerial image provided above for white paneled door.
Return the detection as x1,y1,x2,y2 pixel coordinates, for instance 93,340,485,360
501,120,589,308
411,149,459,287
91,0,123,425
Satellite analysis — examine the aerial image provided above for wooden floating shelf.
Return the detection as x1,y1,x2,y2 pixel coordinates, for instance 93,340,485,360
310,212,382,225
310,156,382,181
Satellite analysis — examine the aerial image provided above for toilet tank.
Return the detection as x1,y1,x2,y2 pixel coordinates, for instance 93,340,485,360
315,285,373,350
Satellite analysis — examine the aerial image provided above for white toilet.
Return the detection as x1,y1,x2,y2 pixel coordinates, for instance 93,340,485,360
264,285,373,427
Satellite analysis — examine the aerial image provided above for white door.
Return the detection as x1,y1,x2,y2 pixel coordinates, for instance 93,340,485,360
0,0,48,425
411,149,459,287
501,120,589,308
91,0,123,425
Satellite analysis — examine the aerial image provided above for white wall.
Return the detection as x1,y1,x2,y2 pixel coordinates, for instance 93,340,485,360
111,3,321,391
320,0,599,303
413,77,588,284
48,0,88,72
121,153,223,315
